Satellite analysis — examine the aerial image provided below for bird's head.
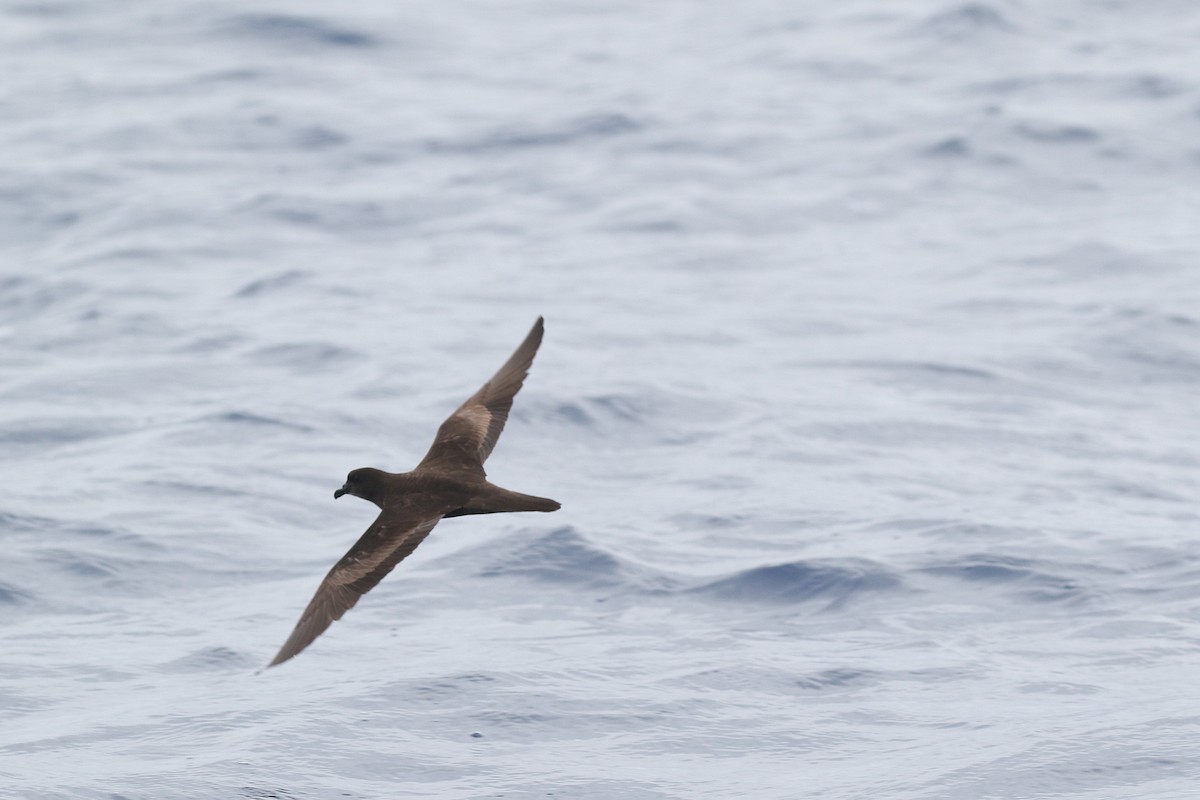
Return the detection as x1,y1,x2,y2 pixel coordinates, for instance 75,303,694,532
335,467,389,507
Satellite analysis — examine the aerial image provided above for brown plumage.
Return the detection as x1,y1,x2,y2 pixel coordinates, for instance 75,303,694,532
268,317,559,667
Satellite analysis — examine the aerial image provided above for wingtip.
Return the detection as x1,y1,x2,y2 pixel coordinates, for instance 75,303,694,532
522,316,545,349
265,649,291,669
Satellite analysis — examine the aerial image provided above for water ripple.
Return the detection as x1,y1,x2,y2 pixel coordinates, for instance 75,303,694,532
219,13,381,49
691,559,903,607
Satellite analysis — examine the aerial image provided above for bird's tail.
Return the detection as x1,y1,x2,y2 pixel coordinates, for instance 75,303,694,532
493,489,561,513
447,485,561,517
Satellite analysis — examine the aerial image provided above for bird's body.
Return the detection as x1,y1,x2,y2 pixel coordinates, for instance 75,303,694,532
268,317,559,667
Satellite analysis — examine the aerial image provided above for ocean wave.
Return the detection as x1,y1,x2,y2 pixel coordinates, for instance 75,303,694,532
233,270,308,299
0,583,31,605
914,4,1018,40
690,559,902,607
246,341,358,371
535,388,732,449
475,528,903,610
476,527,673,593
918,553,1095,603
159,646,258,673
218,13,380,49
423,113,640,156
203,411,314,433
0,276,90,321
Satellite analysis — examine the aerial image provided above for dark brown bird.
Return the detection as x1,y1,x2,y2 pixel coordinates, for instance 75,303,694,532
268,317,559,667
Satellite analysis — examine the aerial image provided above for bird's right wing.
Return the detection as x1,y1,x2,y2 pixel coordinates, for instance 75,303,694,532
268,512,442,667
417,317,544,476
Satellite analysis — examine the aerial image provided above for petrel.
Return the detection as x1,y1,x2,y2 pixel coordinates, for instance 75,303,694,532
268,317,560,667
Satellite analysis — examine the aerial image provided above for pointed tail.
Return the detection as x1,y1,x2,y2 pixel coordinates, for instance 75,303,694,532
446,485,561,517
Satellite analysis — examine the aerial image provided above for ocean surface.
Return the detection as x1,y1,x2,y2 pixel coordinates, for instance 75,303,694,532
3,1,1200,798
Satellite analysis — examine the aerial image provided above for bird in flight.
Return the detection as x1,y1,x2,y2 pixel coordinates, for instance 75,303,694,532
268,317,560,667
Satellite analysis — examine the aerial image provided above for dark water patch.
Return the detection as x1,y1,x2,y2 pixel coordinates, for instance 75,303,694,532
246,342,357,371
919,553,1094,603
172,333,246,354
1097,478,1185,503
0,418,126,449
38,548,118,579
1013,241,1165,283
805,419,1022,449
1082,306,1200,385
0,512,149,549
915,4,1018,39
675,474,755,492
902,361,996,380
644,134,763,159
233,270,308,298
409,673,499,704
865,517,961,533
5,2,85,16
970,72,1187,102
897,519,1047,544
0,182,88,240
1102,306,1199,328
424,113,640,155
1017,681,1101,695
538,389,728,448
748,665,973,695
0,510,55,533
181,114,348,153
969,75,1049,96
471,709,556,727
836,359,1001,392
548,401,594,426
1014,122,1101,144
0,687,41,720
771,56,885,84
139,479,248,498
542,393,653,431
238,193,438,232
220,13,381,49
288,124,346,150
192,68,265,85
70,246,173,268
1120,557,1200,602
925,555,1033,581
612,217,685,235
923,136,970,158
203,410,314,433
691,559,901,608
0,582,32,605
928,736,1193,798
160,646,257,673
477,527,676,592
0,276,90,322
674,665,881,696
795,667,878,691
1120,74,1185,99
669,512,751,531
240,788,300,800
587,393,646,422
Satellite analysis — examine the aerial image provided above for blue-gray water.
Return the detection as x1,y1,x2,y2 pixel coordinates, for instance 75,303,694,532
3,2,1200,798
